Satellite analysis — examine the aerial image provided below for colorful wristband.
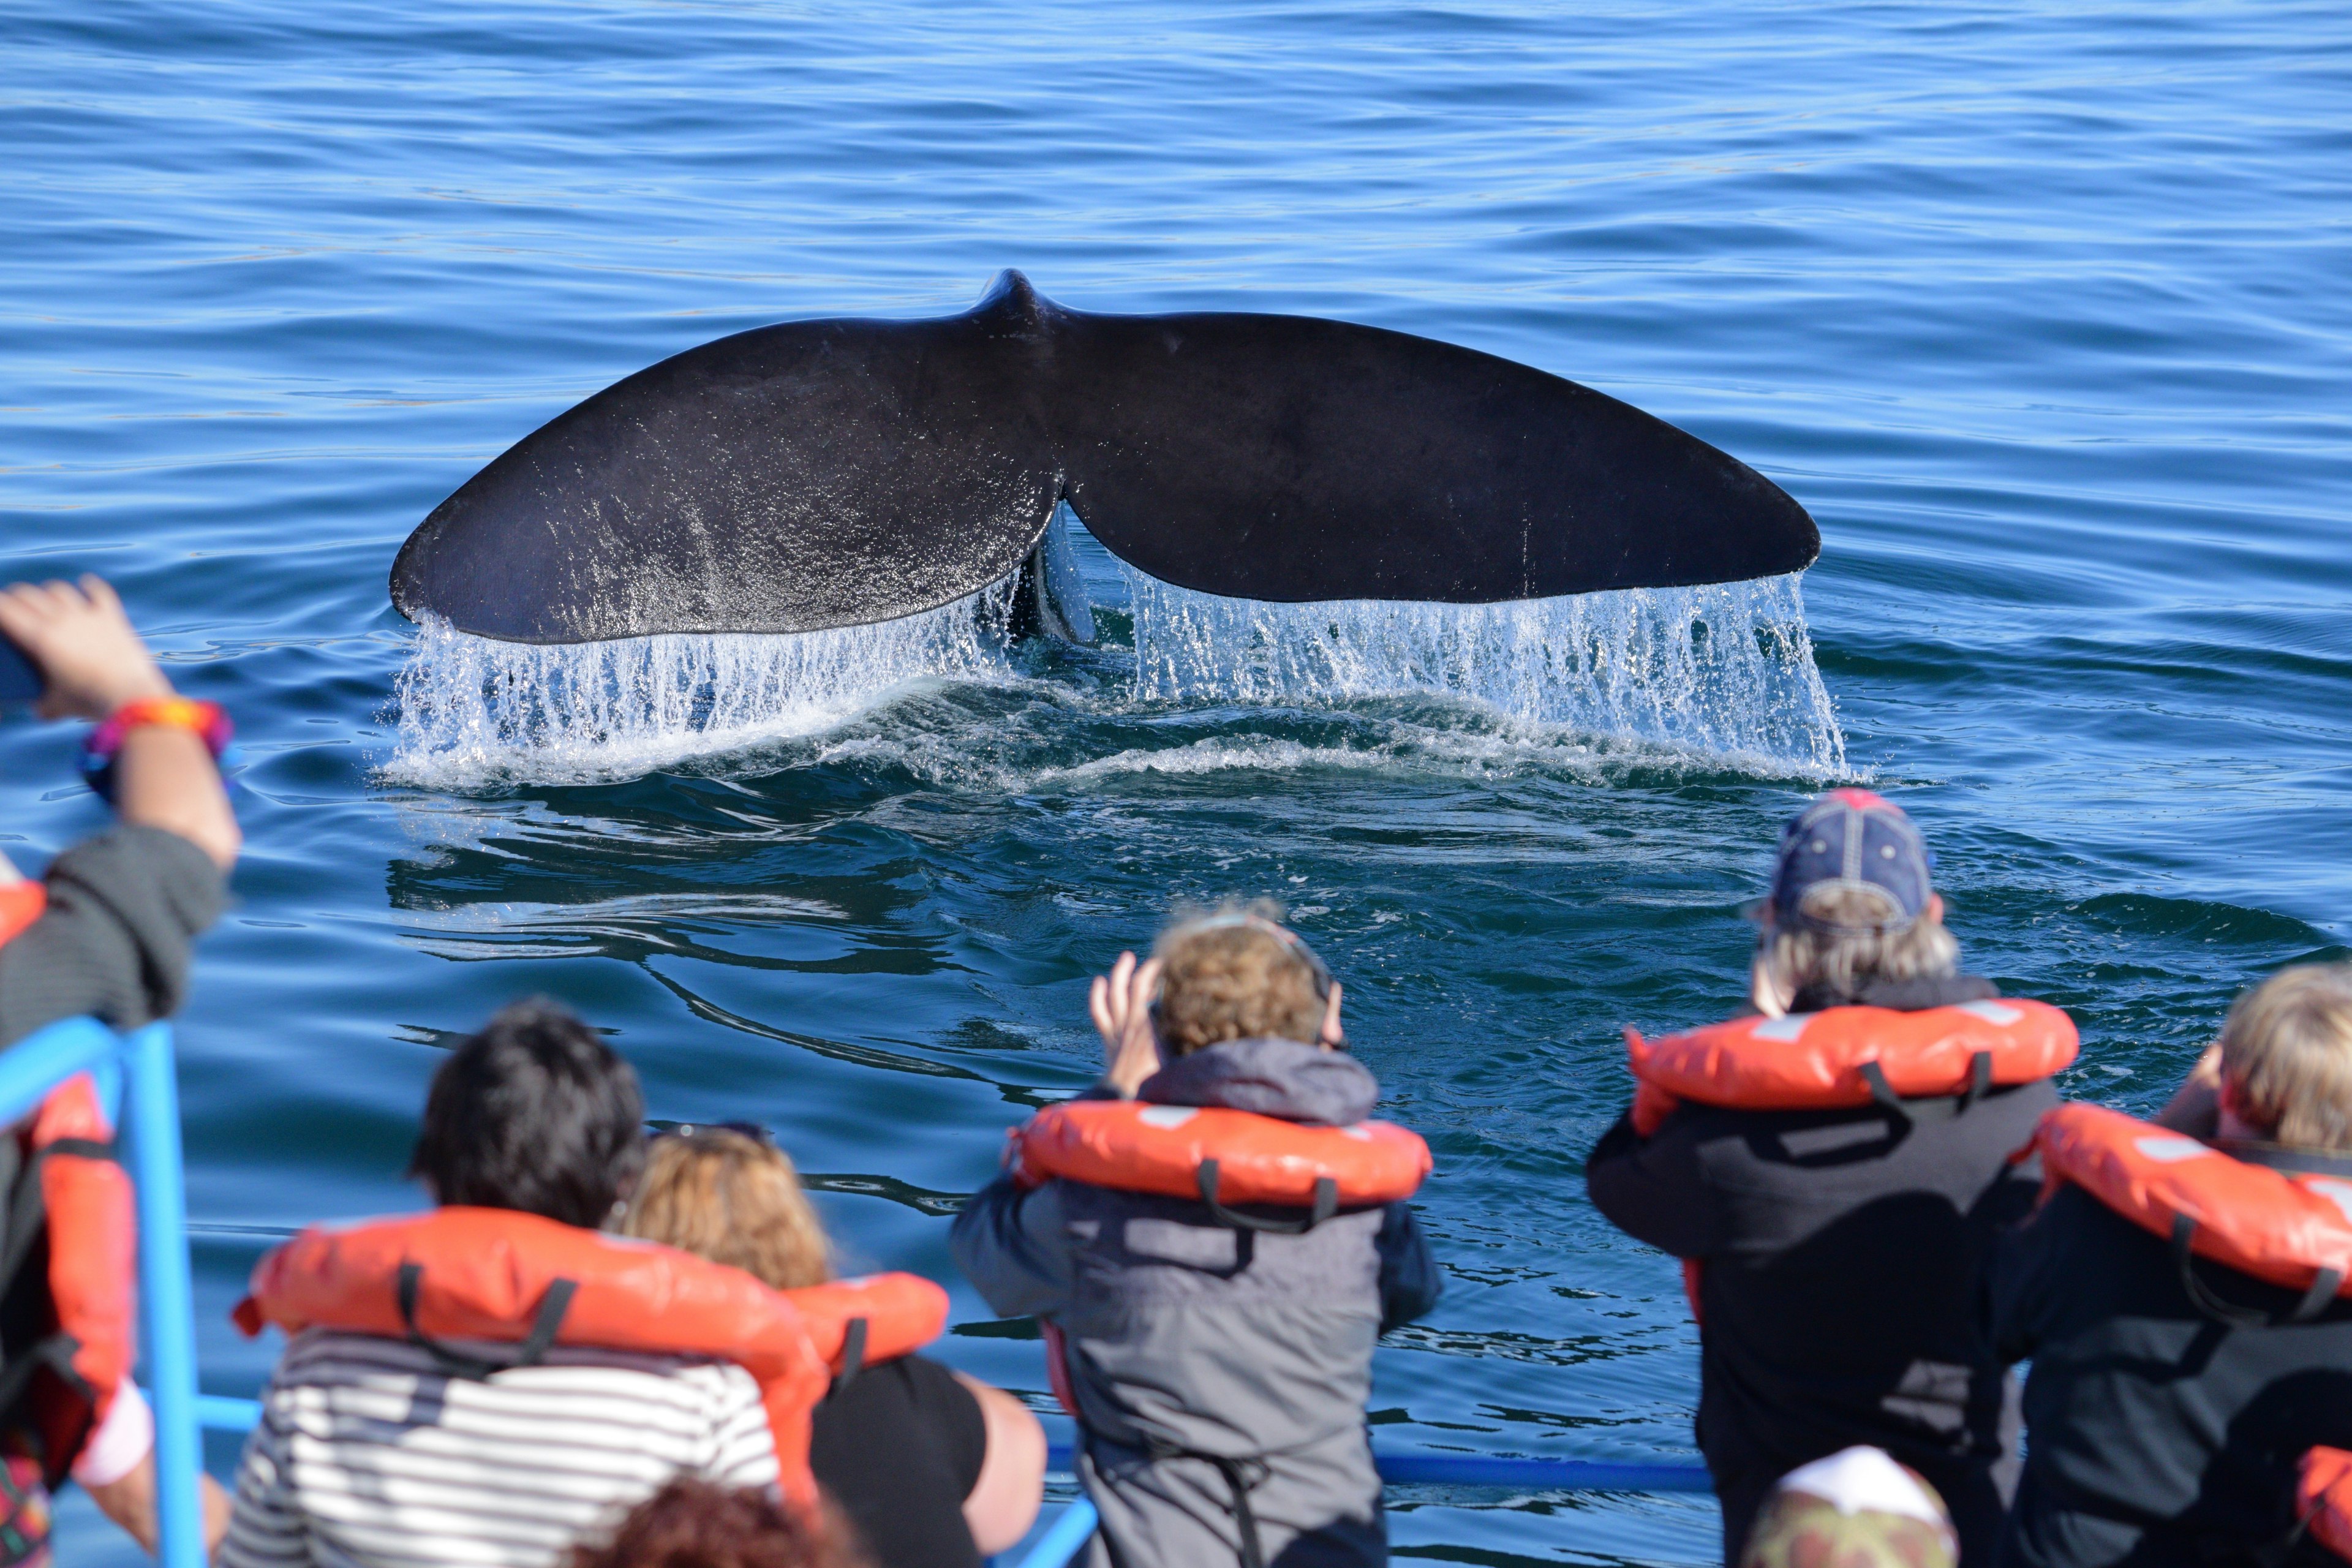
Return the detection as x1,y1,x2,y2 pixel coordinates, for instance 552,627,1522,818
79,697,235,803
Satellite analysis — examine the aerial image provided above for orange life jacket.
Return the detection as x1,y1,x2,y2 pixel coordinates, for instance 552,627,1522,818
2032,1103,2352,1322
2301,1447,2352,1561
1626,998,2079,1136
232,1207,949,1510
1010,1098,1430,1231
0,884,140,1487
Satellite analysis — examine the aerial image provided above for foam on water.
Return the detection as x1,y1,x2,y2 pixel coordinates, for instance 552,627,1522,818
1124,569,1845,772
385,569,1844,788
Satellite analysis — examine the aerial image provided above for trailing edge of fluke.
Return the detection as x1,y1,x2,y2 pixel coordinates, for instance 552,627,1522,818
388,271,1819,644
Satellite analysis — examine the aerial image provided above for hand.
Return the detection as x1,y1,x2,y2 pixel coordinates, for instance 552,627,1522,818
2152,1042,2223,1137
1089,951,1164,1099
1316,979,1346,1049
0,576,173,721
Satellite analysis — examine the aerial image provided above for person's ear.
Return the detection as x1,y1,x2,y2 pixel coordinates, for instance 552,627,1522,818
1317,980,1344,1050
1924,893,1945,924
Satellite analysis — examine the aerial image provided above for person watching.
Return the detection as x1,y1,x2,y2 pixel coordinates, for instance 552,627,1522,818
1988,963,2352,1567
620,1126,1046,1567
219,999,782,1568
1587,790,2074,1563
951,906,1444,1568
0,575,238,1562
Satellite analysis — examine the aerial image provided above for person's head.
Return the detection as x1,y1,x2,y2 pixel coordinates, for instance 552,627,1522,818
1152,902,1336,1057
567,1479,871,1568
621,1127,832,1291
1740,1447,1956,1568
2215,964,2352,1151
1752,790,1957,1012
407,997,645,1229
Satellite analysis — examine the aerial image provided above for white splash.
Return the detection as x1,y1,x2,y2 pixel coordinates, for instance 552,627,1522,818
1123,570,1844,773
383,580,1022,788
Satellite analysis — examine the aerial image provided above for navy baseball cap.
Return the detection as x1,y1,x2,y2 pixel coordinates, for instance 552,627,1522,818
1770,789,1934,934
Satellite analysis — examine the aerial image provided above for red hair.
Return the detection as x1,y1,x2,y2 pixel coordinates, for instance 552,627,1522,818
567,1480,871,1568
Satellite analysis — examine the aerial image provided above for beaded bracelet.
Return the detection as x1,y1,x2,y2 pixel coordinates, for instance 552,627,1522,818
79,697,235,803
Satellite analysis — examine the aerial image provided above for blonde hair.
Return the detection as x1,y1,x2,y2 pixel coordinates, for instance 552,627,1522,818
2218,964,2352,1151
621,1130,832,1291
1153,901,1325,1056
1758,886,1961,1002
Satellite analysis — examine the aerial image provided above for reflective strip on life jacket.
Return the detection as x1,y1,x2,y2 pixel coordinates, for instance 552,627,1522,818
234,1207,851,1509
1626,998,2079,1135
1009,1099,1430,1226
2301,1447,2352,1562
2034,1103,2352,1319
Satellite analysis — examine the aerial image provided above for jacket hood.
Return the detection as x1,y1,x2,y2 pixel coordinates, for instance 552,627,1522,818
1139,1036,1379,1126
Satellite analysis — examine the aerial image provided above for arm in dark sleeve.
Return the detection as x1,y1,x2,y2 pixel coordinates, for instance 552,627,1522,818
1374,1200,1442,1334
1983,1190,2065,1366
1584,1106,1722,1259
0,826,225,1047
949,1173,1079,1322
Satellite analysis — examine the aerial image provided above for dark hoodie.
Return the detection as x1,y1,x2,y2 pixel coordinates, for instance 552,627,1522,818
952,1038,1441,1568
1585,974,2050,1566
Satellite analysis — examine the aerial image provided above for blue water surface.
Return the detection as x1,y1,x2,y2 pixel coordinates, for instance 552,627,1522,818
5,2,2350,1562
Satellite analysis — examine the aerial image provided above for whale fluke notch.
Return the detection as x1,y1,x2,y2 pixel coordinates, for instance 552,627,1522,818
390,271,1818,644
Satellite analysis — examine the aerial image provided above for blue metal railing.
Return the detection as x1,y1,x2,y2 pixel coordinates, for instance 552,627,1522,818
0,1018,204,1568
186,1393,1714,1568
5,1014,1712,1568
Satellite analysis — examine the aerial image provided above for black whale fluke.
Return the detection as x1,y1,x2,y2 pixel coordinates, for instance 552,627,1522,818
390,271,1818,643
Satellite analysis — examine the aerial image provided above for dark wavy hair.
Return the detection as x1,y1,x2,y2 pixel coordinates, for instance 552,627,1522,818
567,1480,872,1568
408,997,646,1228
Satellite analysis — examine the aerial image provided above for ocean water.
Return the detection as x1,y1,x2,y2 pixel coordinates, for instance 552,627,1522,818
5,2,2349,1562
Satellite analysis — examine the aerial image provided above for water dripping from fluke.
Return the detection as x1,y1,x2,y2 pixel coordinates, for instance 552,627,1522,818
382,571,1844,790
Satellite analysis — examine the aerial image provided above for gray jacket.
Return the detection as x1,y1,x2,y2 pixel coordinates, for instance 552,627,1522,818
0,826,224,1048
952,1038,1441,1568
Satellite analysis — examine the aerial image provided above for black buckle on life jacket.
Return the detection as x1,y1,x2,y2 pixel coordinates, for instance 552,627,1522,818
395,1262,579,1381
1196,1159,1338,1234
831,1316,869,1398
2169,1215,2343,1328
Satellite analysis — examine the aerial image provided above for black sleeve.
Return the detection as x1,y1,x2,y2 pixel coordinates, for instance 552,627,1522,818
0,826,225,1047
1585,1107,1721,1259
810,1355,986,1568
1374,1200,1443,1334
1984,1191,2065,1366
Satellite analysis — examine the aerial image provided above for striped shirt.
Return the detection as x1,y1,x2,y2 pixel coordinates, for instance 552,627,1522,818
218,1329,779,1568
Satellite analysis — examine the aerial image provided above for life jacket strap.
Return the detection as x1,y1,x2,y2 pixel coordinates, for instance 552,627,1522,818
1131,1433,1270,1568
0,1136,118,1327
2169,1214,2344,1327
1194,1160,1338,1234
395,1263,579,1381
1958,1050,1993,1111
831,1317,869,1398
1856,1062,1912,1126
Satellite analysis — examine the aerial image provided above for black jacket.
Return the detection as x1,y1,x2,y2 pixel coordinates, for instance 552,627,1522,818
1585,974,2049,1564
0,825,224,1047
1987,1145,2352,1568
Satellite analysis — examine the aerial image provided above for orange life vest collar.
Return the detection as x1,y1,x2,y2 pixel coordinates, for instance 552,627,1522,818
233,1207,947,1509
0,883,45,947
1011,1098,1430,1232
0,891,137,1484
1627,998,2079,1135
2034,1103,2352,1324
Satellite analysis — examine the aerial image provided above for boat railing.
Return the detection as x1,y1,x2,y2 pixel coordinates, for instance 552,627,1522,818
0,1017,205,1568
3,1013,1711,1568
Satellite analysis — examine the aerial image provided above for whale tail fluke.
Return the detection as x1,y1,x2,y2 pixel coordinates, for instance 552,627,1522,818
390,273,1817,644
